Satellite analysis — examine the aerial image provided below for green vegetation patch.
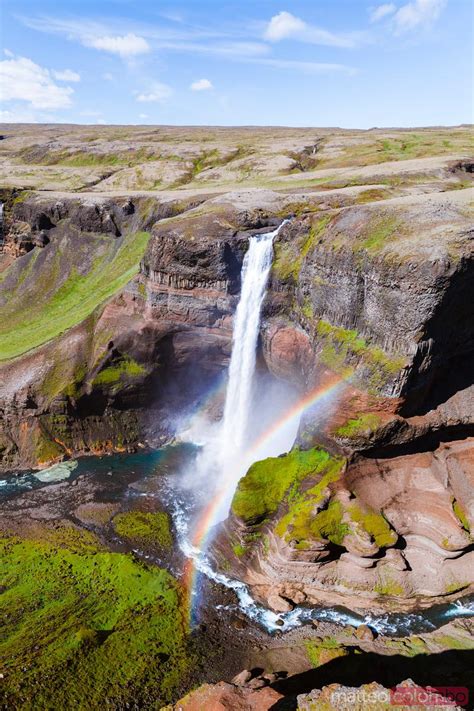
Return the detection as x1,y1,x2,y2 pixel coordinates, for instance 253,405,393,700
232,543,246,557
0,231,151,361
335,413,382,439
452,499,471,533
305,638,349,667
113,511,173,549
93,355,146,387
232,446,343,525
40,357,89,402
348,503,398,548
276,490,348,547
21,147,162,168
374,572,405,597
432,634,474,651
355,188,391,204
359,214,400,252
272,215,331,282
316,319,405,393
273,453,397,551
0,535,190,708
316,129,472,169
34,428,65,465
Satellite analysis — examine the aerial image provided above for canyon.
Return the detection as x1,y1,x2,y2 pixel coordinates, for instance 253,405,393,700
0,123,473,708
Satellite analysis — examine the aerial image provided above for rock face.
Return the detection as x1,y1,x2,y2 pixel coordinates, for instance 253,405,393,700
222,408,474,607
296,679,465,711
265,191,474,408
220,435,474,611
168,681,283,711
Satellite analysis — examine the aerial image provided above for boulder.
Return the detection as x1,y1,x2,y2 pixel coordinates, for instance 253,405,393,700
355,624,376,641
231,669,252,686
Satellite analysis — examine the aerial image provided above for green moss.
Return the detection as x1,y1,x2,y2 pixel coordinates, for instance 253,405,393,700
348,504,397,548
359,215,400,252
232,543,246,557
41,359,88,401
305,638,349,667
231,447,343,525
444,580,469,594
272,241,302,282
28,148,161,168
0,536,191,708
272,215,331,283
315,319,405,393
21,523,104,552
274,456,396,550
273,454,345,543
335,413,382,439
113,511,173,549
310,500,350,546
433,634,474,650
0,231,151,361
452,499,470,533
374,574,405,597
355,188,390,204
301,297,314,320
34,429,64,465
12,190,32,205
384,635,433,657
93,355,146,387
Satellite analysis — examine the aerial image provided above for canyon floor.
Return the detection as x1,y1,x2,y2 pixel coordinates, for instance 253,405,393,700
0,123,473,709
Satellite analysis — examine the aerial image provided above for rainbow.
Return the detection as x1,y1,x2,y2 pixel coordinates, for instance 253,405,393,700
181,374,346,625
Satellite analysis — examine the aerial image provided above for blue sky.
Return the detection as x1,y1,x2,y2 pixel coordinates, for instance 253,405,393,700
0,0,472,127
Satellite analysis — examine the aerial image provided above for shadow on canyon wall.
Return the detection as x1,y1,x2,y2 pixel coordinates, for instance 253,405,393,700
364,422,474,459
401,258,474,417
270,649,474,709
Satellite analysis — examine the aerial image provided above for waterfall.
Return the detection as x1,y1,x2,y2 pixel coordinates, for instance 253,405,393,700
205,221,287,521
177,221,288,531
220,226,280,459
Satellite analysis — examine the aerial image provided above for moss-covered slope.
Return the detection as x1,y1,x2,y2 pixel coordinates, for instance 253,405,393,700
0,531,191,709
0,229,150,361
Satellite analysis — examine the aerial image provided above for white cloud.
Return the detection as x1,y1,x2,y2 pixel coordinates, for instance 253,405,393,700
96,119,107,124
53,69,81,82
83,33,150,57
263,10,360,48
393,0,446,32
370,3,397,22
139,113,149,118
0,55,74,109
136,82,172,102
17,14,270,60
0,108,38,122
190,78,213,91
3,48,14,58
257,58,357,75
264,11,306,40
102,72,114,81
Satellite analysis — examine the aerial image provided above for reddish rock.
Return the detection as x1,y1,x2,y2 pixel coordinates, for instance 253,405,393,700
355,624,376,641
172,681,283,711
